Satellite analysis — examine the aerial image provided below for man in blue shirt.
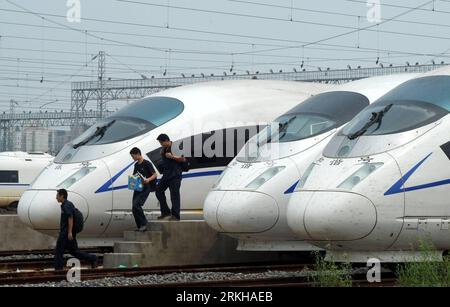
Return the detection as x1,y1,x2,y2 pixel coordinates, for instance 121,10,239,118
155,134,186,221
54,189,98,270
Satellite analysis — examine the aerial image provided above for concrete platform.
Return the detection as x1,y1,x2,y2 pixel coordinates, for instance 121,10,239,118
0,215,56,251
103,220,307,268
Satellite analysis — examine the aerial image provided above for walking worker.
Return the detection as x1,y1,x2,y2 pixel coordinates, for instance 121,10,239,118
130,147,157,231
54,188,98,270
155,134,186,221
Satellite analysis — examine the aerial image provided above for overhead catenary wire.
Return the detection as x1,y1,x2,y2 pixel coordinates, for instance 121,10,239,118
236,0,436,55
116,0,450,44
343,0,450,14
1,5,449,59
225,0,450,29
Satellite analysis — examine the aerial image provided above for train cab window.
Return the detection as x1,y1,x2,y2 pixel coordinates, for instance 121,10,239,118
237,91,369,162
379,76,450,112
341,76,450,138
0,171,19,183
259,91,369,144
112,96,184,126
74,96,183,147
55,97,184,163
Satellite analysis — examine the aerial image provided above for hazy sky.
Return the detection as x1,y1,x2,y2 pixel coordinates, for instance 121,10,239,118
1,0,450,112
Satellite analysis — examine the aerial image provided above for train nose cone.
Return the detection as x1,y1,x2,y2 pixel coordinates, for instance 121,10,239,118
204,190,279,233
18,190,38,228
18,190,88,231
287,191,377,241
204,191,226,232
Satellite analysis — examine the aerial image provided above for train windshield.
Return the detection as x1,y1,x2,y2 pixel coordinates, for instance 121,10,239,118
54,97,184,163
341,76,450,138
237,91,370,162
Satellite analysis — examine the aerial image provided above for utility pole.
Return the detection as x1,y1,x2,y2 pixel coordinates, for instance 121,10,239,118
8,99,18,151
97,51,106,118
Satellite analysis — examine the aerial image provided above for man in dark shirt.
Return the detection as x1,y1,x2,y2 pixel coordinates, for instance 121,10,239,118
155,134,185,221
130,147,157,231
54,189,98,270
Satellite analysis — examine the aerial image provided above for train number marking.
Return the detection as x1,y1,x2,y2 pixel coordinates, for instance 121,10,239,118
329,159,343,166
358,156,374,163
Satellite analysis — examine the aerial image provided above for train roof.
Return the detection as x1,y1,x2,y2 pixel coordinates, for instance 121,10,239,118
328,73,421,102
140,80,335,123
422,65,450,77
148,79,334,105
0,151,54,160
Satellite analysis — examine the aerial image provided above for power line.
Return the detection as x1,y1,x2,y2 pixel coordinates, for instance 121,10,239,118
239,0,436,55
3,31,450,62
3,40,432,65
344,0,450,14
0,20,292,49
226,0,450,29
116,0,450,42
6,19,424,58
4,1,241,56
1,5,448,59
1,33,231,56
4,35,436,64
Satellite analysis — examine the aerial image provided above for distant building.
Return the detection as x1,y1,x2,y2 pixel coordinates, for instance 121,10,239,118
20,128,72,155
11,126,22,152
49,129,73,155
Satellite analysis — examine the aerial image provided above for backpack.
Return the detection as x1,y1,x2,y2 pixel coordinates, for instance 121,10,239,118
73,208,84,234
181,157,190,172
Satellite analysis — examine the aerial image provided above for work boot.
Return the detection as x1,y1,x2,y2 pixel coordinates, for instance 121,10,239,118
157,214,171,220
91,257,99,269
138,225,147,232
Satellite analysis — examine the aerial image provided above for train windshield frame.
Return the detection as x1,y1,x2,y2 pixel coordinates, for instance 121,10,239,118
237,91,370,162
341,76,450,138
54,96,184,164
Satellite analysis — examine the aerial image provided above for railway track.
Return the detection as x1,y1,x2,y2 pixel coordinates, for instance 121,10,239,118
0,263,307,285
126,271,398,287
0,261,398,287
0,247,112,272
0,247,112,258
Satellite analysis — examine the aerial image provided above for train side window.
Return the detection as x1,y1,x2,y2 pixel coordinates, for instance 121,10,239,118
146,126,261,171
186,126,260,169
0,171,19,183
441,141,450,160
146,148,163,173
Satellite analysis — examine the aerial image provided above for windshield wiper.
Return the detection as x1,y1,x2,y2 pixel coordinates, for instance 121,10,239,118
262,116,297,145
73,120,116,149
347,104,392,140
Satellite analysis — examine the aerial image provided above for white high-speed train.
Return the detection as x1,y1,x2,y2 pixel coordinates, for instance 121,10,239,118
286,66,450,262
17,80,332,242
0,152,54,208
204,74,419,251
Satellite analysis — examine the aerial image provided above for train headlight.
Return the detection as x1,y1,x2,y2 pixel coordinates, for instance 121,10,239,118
295,162,316,191
246,166,285,190
57,167,96,189
337,163,383,190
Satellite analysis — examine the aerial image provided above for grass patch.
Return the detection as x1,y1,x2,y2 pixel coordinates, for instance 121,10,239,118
308,252,352,287
397,240,450,287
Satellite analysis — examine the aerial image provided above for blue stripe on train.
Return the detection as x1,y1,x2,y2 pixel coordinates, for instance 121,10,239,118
95,165,223,194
